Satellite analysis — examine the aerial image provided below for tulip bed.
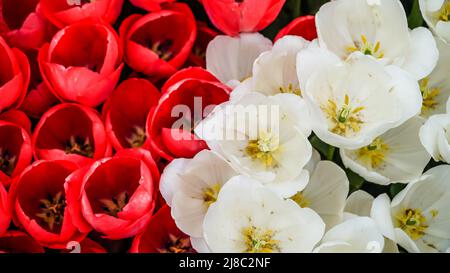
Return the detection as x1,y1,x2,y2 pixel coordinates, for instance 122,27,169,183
0,0,449,254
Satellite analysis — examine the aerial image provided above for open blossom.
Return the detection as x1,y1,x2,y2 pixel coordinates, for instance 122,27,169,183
119,3,196,80
289,161,349,230
149,67,230,161
419,0,450,43
418,37,450,119
130,205,195,253
297,49,422,149
231,35,309,101
160,150,238,239
102,78,160,152
32,103,111,167
65,149,159,239
38,20,123,107
0,182,8,235
206,33,272,87
341,117,431,185
316,0,438,80
313,217,384,253
202,0,286,36
196,92,312,197
8,160,85,249
0,1,55,50
40,0,124,28
371,165,450,253
203,176,325,253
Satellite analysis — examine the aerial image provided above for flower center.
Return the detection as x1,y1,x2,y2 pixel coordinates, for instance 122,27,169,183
99,191,129,217
150,40,173,61
395,208,428,240
158,234,194,253
36,191,66,231
420,77,441,115
278,83,301,96
126,126,147,148
356,138,389,169
245,132,280,168
322,94,365,136
65,136,94,158
290,192,310,208
0,148,16,176
243,226,279,253
439,2,450,21
347,35,384,59
203,183,221,208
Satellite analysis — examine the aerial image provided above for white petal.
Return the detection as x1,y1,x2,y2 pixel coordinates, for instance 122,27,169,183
345,190,375,217
371,194,396,241
159,158,190,206
394,228,421,253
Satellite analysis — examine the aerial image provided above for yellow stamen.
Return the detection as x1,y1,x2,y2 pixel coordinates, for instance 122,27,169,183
0,148,16,176
347,34,384,59
203,183,221,208
290,192,310,208
395,208,428,240
243,226,279,253
245,132,280,168
420,77,441,115
65,136,94,158
356,138,389,169
278,83,301,96
439,2,450,21
321,94,365,136
36,191,65,231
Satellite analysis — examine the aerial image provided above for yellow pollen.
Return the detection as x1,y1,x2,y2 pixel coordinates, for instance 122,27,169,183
322,94,365,136
36,191,66,231
245,133,279,168
158,234,193,253
203,183,221,208
430,209,439,218
395,208,428,240
290,192,310,208
356,138,389,169
278,83,301,96
65,136,94,158
439,2,450,21
243,226,279,253
420,78,441,115
347,34,384,59
99,191,129,217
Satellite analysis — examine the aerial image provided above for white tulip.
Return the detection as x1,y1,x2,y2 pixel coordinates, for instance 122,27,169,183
419,0,450,43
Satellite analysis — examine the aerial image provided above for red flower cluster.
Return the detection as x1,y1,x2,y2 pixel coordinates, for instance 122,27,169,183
0,0,316,253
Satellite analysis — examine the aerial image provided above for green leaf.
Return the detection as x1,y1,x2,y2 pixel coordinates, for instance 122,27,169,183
309,135,329,157
389,183,407,199
347,169,365,193
408,0,424,28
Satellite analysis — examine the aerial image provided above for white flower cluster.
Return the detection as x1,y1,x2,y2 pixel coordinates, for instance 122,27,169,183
160,0,450,253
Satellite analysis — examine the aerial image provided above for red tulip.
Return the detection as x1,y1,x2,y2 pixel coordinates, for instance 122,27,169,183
8,160,86,249
119,3,196,80
40,0,124,28
0,182,8,235
130,205,195,253
274,15,317,42
129,0,176,11
0,36,30,113
149,67,230,161
0,117,32,186
202,0,286,36
0,231,44,253
38,19,123,107
65,148,159,239
102,78,161,152
32,103,112,167
0,1,55,50
186,21,219,68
